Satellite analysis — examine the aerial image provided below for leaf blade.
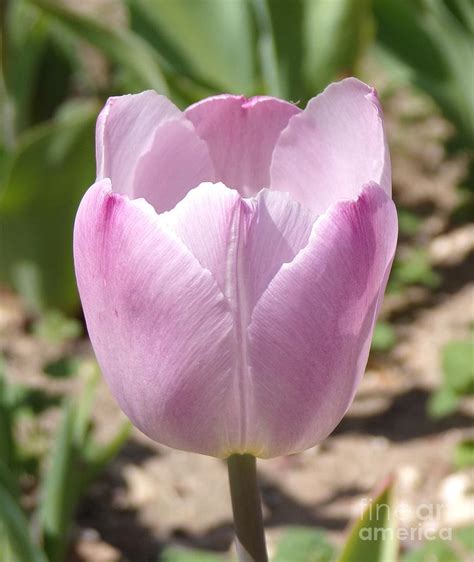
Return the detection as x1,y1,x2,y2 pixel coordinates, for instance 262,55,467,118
338,481,398,562
28,0,168,93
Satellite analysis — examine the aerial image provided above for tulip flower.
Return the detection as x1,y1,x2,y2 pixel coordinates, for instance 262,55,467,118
74,78,397,561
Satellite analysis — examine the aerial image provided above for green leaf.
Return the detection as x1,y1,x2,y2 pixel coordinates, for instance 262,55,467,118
427,387,459,418
73,363,100,445
69,364,130,488
39,367,128,562
402,536,460,562
0,100,97,312
32,310,82,343
3,0,48,132
262,0,305,100
445,0,474,33
28,0,168,93
0,530,14,562
28,32,76,126
251,0,283,97
160,548,223,562
455,438,474,469
9,262,44,315
428,338,474,418
0,136,14,186
38,400,81,562
371,322,396,352
38,368,99,562
272,526,336,562
398,209,422,236
0,461,21,503
0,370,16,473
43,356,80,378
3,0,78,135
374,0,474,147
374,0,448,80
338,480,398,562
263,0,373,102
454,524,474,553
303,0,373,96
83,420,131,485
389,249,440,292
126,0,256,94
5,386,60,420
0,462,47,562
442,340,474,395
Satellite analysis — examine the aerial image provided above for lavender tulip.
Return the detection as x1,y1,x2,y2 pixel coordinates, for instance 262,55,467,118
74,78,397,460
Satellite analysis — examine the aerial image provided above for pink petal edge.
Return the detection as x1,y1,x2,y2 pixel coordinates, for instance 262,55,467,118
270,78,391,214
185,94,301,196
73,180,237,457
247,182,398,457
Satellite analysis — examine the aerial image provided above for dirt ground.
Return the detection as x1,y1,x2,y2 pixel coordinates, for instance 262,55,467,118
0,85,473,561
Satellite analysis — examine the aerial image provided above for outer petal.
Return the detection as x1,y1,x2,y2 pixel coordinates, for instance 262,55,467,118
247,183,398,457
159,182,316,454
270,78,391,213
96,92,214,211
185,95,301,196
96,91,180,189
73,180,235,456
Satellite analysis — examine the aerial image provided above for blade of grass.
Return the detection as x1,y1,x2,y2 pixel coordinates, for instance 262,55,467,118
0,463,47,562
0,372,16,473
38,400,80,562
251,0,282,97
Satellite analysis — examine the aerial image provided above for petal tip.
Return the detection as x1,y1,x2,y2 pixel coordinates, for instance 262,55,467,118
365,86,384,119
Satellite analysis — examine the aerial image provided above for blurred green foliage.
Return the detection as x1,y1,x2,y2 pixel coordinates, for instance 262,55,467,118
389,249,441,292
160,549,224,562
338,481,397,562
428,337,474,418
0,100,97,312
374,0,474,148
455,438,474,469
1,0,472,311
371,321,397,352
32,308,82,343
397,209,423,238
0,359,130,562
272,527,336,562
402,525,474,562
0,2,472,558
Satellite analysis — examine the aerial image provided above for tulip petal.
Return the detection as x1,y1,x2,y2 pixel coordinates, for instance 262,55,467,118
74,180,237,457
133,119,215,213
159,182,241,294
96,91,181,193
245,189,318,310
96,92,215,212
161,183,316,311
270,78,391,213
158,182,318,455
185,95,301,196
247,183,398,457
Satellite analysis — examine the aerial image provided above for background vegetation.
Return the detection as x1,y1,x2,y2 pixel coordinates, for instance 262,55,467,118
0,0,473,560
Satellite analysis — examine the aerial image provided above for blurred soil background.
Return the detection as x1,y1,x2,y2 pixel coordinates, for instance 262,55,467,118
0,0,473,561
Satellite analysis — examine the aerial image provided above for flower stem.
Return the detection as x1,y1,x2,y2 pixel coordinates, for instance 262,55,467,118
227,454,268,562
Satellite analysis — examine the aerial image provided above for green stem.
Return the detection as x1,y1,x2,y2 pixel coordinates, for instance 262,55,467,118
227,454,268,562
